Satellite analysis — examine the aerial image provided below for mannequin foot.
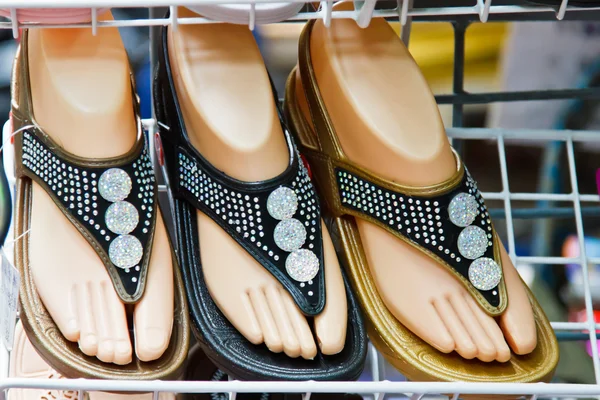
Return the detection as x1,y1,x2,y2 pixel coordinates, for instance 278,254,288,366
302,17,537,362
27,22,173,364
358,220,522,362
168,12,347,359
200,216,346,358
30,191,132,364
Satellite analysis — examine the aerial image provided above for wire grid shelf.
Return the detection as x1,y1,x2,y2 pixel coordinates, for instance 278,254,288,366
0,1,599,399
3,123,600,400
0,0,600,34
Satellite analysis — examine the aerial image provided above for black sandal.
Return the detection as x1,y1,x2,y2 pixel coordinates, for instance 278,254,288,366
153,24,367,381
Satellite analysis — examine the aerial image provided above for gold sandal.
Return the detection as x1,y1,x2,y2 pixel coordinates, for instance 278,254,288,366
11,29,190,380
283,19,559,383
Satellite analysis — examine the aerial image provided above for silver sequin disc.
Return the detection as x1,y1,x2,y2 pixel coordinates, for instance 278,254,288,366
109,234,143,269
267,187,298,220
98,168,132,202
105,201,139,235
457,225,488,260
448,192,479,227
286,249,319,282
274,218,306,252
468,257,502,291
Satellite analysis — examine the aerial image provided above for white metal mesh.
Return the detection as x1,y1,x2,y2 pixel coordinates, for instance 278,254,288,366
0,2,599,397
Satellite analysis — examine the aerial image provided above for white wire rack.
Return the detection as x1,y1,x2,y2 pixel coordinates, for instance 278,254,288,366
0,0,599,34
0,1,599,399
1,121,600,399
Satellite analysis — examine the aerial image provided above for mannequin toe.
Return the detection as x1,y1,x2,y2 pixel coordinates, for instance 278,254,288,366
464,294,511,362
415,304,455,353
498,246,537,355
235,292,264,344
265,285,301,358
281,291,317,359
315,316,345,355
102,281,131,364
314,223,348,356
135,327,169,362
96,340,115,363
434,299,477,359
75,283,98,356
113,339,133,365
78,334,98,356
449,294,496,362
500,316,537,355
133,212,175,362
249,288,283,353
58,318,80,342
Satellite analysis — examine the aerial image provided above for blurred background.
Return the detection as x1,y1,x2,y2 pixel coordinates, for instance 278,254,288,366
1,2,600,384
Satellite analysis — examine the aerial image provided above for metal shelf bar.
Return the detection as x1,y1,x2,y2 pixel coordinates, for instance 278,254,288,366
488,206,600,219
565,138,600,381
436,88,600,105
0,3,599,30
2,379,600,397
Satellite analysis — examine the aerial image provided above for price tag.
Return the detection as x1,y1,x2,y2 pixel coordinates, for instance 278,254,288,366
1,248,19,351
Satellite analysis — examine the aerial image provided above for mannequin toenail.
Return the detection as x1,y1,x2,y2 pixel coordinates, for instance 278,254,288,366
115,340,131,355
142,328,167,351
67,319,78,333
83,335,97,346
98,340,114,354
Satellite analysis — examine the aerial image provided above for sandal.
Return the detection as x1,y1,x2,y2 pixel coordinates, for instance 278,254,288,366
153,23,367,381
11,29,190,380
8,320,176,400
185,344,365,400
283,19,559,383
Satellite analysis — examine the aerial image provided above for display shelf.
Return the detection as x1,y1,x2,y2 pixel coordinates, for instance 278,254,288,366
0,2,600,399
0,0,599,34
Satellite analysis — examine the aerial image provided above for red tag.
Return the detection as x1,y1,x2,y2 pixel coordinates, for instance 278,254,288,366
154,132,164,167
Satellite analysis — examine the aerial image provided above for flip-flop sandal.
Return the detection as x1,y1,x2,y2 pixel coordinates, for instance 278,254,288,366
153,24,367,381
185,344,365,400
8,320,176,400
184,3,304,25
185,345,271,400
11,29,190,380
283,19,559,383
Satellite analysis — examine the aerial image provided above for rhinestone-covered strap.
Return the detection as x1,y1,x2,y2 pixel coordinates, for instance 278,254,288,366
176,147,326,316
20,130,157,304
336,164,507,315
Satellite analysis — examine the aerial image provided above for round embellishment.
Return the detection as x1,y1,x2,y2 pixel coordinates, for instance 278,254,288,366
267,187,298,220
274,218,306,252
448,193,479,227
457,226,488,260
98,168,132,202
468,257,502,291
109,235,143,269
286,249,319,282
105,201,139,235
